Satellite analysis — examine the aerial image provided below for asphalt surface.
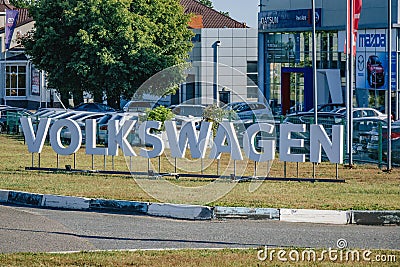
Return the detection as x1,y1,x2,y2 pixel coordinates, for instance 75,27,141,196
0,204,399,253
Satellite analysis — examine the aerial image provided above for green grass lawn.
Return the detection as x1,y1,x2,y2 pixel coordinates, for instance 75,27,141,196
0,249,399,266
0,134,399,210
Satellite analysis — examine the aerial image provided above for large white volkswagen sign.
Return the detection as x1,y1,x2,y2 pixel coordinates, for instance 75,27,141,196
20,117,344,164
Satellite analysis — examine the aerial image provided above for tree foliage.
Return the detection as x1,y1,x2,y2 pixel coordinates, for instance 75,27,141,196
203,104,232,136
198,0,213,8
220,11,230,17
10,0,37,8
198,1,230,18
144,105,174,131
22,0,193,108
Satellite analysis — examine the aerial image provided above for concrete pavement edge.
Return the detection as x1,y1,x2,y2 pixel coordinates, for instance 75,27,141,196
0,189,399,225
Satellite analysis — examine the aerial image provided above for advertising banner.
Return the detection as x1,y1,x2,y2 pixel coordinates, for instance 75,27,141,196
31,68,40,96
5,9,19,50
266,33,300,63
355,29,396,90
259,8,322,31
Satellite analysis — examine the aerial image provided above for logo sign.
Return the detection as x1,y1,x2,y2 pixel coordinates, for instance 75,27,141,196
358,33,386,48
356,29,396,91
259,9,322,30
357,55,364,71
20,117,344,165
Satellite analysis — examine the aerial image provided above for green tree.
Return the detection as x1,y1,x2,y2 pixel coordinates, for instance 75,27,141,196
203,104,232,137
220,11,230,17
22,0,193,108
198,0,213,8
198,0,230,18
10,0,37,8
143,106,174,131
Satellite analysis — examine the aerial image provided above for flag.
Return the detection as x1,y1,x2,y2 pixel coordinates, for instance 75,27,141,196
5,9,19,50
346,0,362,55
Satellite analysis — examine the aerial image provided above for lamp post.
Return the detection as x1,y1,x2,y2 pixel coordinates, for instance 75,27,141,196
214,40,221,107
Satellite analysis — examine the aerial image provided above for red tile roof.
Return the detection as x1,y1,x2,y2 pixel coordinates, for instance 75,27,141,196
15,8,33,26
1,0,247,31
180,0,247,28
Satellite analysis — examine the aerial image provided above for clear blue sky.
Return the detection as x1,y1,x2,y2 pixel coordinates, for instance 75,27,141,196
212,0,260,28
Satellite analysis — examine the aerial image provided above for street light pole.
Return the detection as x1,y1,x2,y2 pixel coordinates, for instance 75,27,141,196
215,40,221,107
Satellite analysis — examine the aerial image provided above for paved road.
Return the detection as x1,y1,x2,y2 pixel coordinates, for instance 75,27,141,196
0,204,399,253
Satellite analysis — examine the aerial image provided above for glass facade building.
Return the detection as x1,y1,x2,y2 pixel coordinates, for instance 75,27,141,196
258,0,400,117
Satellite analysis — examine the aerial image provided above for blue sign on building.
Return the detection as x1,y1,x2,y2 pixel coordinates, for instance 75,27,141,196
258,8,322,30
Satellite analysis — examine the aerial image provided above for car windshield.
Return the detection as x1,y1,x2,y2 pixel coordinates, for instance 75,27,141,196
97,114,112,124
369,56,381,65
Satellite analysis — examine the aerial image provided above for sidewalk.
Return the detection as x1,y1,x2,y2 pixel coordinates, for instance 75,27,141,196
1,189,399,226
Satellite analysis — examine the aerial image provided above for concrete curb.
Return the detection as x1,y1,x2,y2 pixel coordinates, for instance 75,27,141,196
42,194,91,210
89,199,148,214
352,210,400,225
214,206,279,220
280,208,351,225
148,203,212,220
1,189,399,225
0,189,212,220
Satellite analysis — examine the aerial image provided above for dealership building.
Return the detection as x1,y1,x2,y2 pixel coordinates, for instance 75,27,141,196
258,0,400,116
0,0,258,109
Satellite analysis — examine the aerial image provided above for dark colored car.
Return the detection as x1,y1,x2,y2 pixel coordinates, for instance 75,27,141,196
73,102,116,112
367,55,384,88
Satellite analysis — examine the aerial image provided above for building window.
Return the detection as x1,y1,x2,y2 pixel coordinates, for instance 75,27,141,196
247,61,258,99
6,65,26,97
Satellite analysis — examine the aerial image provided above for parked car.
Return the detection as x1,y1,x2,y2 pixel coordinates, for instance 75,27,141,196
73,102,116,112
122,100,157,113
170,104,205,128
32,108,66,118
47,110,89,122
60,112,106,142
368,122,400,163
333,107,387,120
284,111,345,124
307,103,346,113
222,102,272,121
96,112,139,144
0,107,32,133
352,117,387,152
367,55,385,88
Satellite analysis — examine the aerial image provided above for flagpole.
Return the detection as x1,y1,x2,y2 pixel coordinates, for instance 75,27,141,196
345,1,350,164
4,47,6,106
312,0,317,125
387,0,392,171
3,9,6,106
347,0,354,167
